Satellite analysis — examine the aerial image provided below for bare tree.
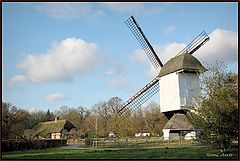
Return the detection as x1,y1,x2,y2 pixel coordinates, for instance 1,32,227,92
2,102,31,140
144,102,168,136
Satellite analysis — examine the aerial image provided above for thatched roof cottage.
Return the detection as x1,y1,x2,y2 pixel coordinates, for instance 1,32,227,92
24,118,77,140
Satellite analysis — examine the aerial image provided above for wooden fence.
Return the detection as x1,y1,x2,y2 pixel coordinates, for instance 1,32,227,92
89,137,196,148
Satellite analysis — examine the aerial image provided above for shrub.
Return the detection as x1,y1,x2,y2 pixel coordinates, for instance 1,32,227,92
84,137,93,147
2,139,67,152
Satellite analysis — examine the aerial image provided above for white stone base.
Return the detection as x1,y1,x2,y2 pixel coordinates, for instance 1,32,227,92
163,129,170,140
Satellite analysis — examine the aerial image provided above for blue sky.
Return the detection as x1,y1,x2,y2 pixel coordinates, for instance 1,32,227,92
2,2,238,112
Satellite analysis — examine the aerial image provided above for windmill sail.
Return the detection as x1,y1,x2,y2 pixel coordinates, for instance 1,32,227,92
118,77,159,119
176,31,210,56
125,16,163,68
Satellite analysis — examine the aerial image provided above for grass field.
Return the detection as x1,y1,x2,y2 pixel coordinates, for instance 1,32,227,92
2,144,238,159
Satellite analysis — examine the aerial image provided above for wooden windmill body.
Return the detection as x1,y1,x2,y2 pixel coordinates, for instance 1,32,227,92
158,53,206,118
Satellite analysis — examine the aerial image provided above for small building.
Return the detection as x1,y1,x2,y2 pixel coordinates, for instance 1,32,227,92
108,132,117,138
135,133,150,137
162,113,195,140
184,131,196,140
24,118,77,140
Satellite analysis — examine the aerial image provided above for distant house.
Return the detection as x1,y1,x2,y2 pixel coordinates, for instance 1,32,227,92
162,113,195,140
24,118,77,140
135,133,150,137
184,131,196,140
108,132,117,138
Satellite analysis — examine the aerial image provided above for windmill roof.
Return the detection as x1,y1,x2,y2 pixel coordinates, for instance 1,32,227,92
163,113,193,130
159,53,206,77
25,119,76,138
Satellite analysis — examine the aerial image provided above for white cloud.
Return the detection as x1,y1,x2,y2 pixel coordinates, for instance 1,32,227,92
101,2,165,15
131,42,186,77
9,75,27,85
45,92,68,101
130,28,238,77
36,3,104,20
131,42,186,65
149,42,186,77
28,107,38,113
109,78,129,89
12,38,99,84
34,3,166,20
147,65,160,78
102,2,143,13
164,25,175,34
154,42,186,63
130,49,148,63
103,58,128,89
105,63,124,76
194,28,238,65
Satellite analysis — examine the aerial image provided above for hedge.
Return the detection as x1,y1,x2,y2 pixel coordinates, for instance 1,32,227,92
2,139,67,152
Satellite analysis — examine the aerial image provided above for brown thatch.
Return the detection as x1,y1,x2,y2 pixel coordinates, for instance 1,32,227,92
25,120,76,139
163,113,193,131
159,53,206,77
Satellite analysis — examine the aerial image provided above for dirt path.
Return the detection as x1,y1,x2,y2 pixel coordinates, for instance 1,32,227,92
61,144,81,149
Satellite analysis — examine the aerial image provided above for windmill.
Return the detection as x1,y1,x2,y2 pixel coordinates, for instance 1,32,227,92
117,16,210,122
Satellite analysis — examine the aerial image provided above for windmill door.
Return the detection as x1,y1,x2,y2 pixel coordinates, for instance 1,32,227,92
185,73,199,105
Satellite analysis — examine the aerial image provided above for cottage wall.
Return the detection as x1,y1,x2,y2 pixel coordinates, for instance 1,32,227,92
51,133,61,139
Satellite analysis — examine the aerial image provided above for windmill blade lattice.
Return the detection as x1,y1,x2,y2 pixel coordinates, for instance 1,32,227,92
118,77,159,120
176,31,210,56
125,16,163,68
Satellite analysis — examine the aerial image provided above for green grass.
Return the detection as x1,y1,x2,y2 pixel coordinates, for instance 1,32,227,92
2,145,238,159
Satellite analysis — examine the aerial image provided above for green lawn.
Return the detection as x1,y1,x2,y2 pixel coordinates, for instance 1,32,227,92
2,145,238,159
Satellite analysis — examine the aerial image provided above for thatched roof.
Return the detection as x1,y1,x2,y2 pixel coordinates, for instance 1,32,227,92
25,119,76,138
163,113,193,131
159,53,206,77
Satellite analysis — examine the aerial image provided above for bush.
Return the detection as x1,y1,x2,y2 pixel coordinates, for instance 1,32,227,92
84,137,93,147
188,61,238,149
2,139,67,152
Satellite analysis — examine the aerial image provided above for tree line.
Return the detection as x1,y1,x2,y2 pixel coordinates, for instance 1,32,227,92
2,98,168,140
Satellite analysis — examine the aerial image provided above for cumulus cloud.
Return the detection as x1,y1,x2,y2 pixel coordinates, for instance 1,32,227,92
102,2,165,15
9,75,27,85
28,107,38,113
194,28,238,65
102,2,143,13
103,58,129,89
130,49,148,63
130,28,238,77
109,78,129,89
34,3,166,20
131,42,186,77
104,63,124,76
164,25,175,34
36,3,104,20
12,38,99,84
154,42,187,63
45,92,68,101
